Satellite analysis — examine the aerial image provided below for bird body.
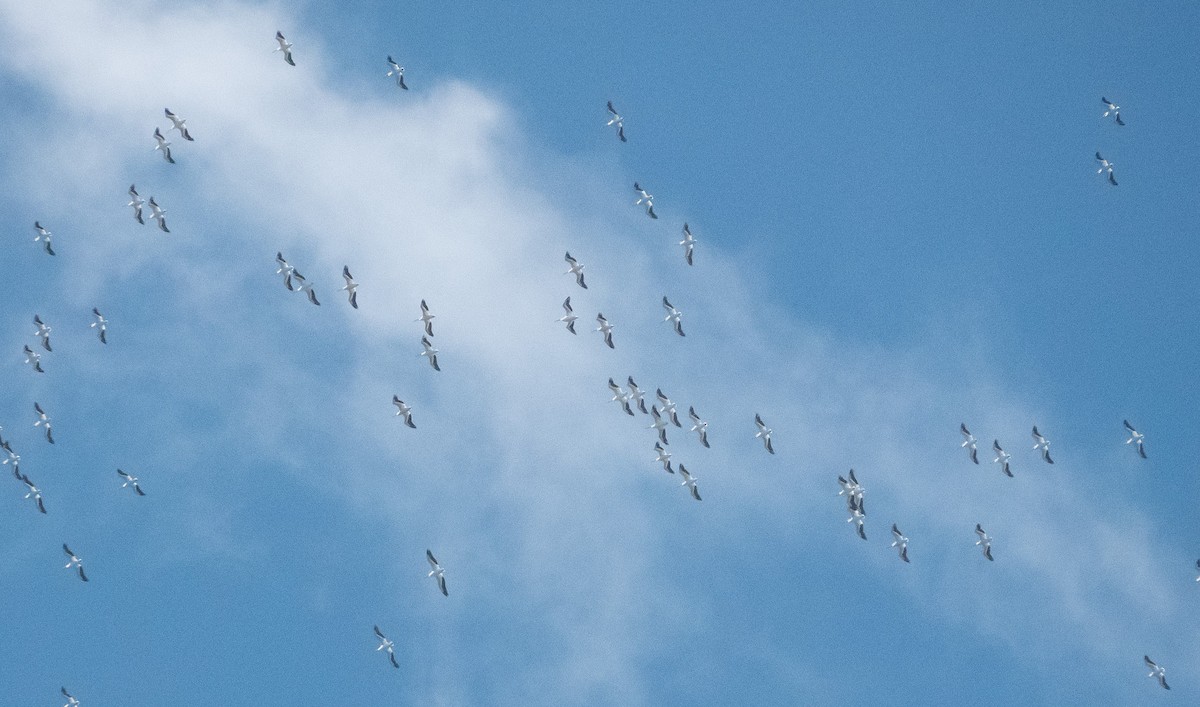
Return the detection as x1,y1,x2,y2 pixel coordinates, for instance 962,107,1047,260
275,31,295,66
164,108,194,140
393,396,416,428
426,549,448,596
342,266,359,308
634,182,658,219
606,101,626,142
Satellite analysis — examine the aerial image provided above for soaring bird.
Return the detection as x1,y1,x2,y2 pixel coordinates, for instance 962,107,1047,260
680,223,696,266
116,469,146,496
634,182,658,219
164,108,194,140
1096,151,1117,185
891,524,910,563
33,221,55,255
655,389,681,427
1144,655,1169,690
847,499,867,540
1123,420,1147,458
1031,426,1054,464
63,544,88,581
608,378,634,416
17,471,46,514
564,252,588,289
558,297,578,334
662,296,685,336
754,414,774,454
420,336,440,371
62,687,80,707
373,625,400,668
417,300,436,336
148,196,170,233
34,402,54,444
23,345,45,374
992,440,1013,477
276,253,297,291
426,549,448,596
688,406,710,448
275,31,296,66
33,314,52,351
2,437,19,474
678,464,702,501
91,308,108,344
153,127,175,164
386,56,408,89
341,266,359,309
838,470,865,516
606,101,626,142
291,271,319,305
595,313,615,349
974,524,994,561
1101,97,1125,126
626,377,648,414
392,396,416,428
128,184,146,224
653,442,674,473
648,406,670,445
960,423,979,464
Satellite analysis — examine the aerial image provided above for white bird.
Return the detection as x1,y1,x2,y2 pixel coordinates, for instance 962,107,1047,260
595,313,615,349
341,266,359,309
649,406,670,445
291,270,319,305
662,296,685,336
992,440,1013,477
63,543,88,582
275,31,295,66
1031,425,1054,464
1195,559,1199,583
975,524,994,561
754,414,774,454
116,469,146,496
1,437,19,474
153,127,175,164
33,221,55,255
91,308,108,344
653,442,674,473
688,406,710,448
564,252,588,289
275,252,297,290
34,402,54,444
891,524,910,563
626,376,648,414
392,396,416,428
558,297,578,334
1101,97,1125,126
148,196,170,233
1144,655,1170,690
417,300,436,337
164,108,194,140
634,182,658,219
420,336,440,371
426,549,448,596
678,464,702,501
23,345,45,373
1123,419,1147,459
373,625,400,668
655,389,681,427
847,500,867,540
838,470,865,515
608,378,634,416
960,423,979,464
62,687,80,707
680,223,696,266
17,471,46,514
386,56,408,89
606,101,626,142
1096,151,1118,186
33,314,52,351
127,184,145,224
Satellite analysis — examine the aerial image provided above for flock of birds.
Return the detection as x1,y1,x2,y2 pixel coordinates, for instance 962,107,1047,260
3,29,1185,702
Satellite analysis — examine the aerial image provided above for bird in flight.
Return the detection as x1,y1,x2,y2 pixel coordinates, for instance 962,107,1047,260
291,270,319,305
662,296,685,336
648,406,670,445
386,56,408,89
655,389,681,427
838,470,865,517
1095,151,1117,185
754,414,775,454
974,524,994,561
63,543,88,581
688,406,710,448
33,315,53,351
2,437,19,474
608,378,634,416
595,313,615,349
891,524,910,563
680,223,696,266
62,687,80,707
634,182,658,219
960,423,979,464
276,253,297,291
128,184,146,224
847,497,867,540
653,442,673,473
678,464,702,501
1031,426,1054,464
420,336,441,371
275,31,296,66
164,108,194,140
392,396,416,428
426,549,448,596
606,101,626,142
33,221,55,255
992,440,1013,477
91,308,108,344
1123,420,1147,458
558,297,578,334
17,471,47,514
341,266,359,309
564,252,588,289
373,625,400,668
417,300,436,337
148,196,170,233
1144,655,1169,690
23,345,45,374
626,377,648,414
1101,97,1125,126
34,403,54,444
153,127,175,164
116,469,146,496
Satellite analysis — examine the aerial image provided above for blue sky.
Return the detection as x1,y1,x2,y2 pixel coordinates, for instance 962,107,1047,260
1,0,1198,704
